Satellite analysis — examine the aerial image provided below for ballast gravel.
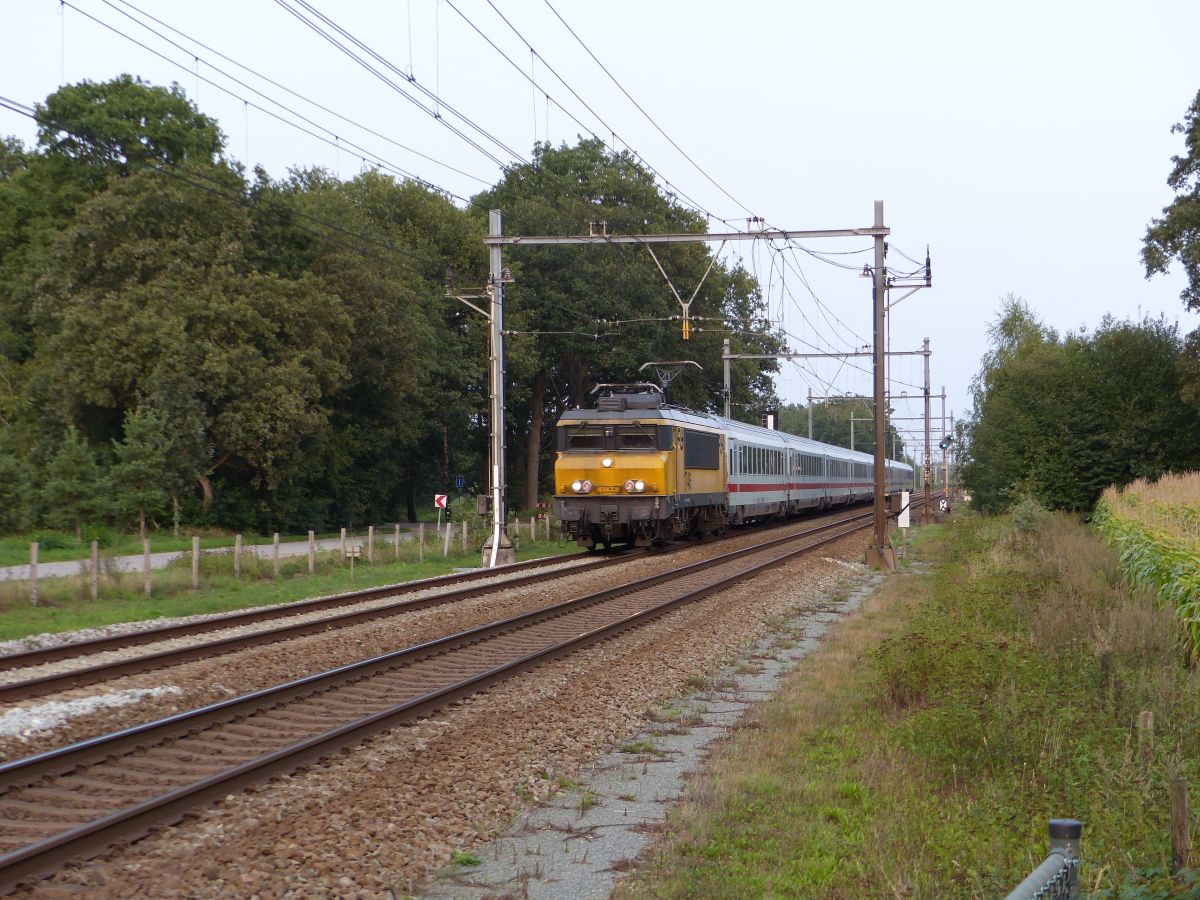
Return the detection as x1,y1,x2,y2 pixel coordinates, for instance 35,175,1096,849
13,529,876,898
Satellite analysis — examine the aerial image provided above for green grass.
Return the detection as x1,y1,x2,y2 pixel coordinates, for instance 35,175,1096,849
0,530,339,568
0,538,578,642
620,513,1200,898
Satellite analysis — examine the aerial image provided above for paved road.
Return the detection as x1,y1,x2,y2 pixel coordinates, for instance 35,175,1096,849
0,526,430,582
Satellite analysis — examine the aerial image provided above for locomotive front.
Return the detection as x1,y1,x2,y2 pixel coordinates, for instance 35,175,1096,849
554,412,671,548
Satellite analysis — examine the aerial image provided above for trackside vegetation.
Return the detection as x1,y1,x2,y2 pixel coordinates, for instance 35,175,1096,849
1093,472,1200,661
620,514,1200,898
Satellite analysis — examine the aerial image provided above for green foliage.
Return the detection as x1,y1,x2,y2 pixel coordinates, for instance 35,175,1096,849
35,75,224,172
963,297,1200,513
1010,493,1049,532
1143,87,1200,312
40,426,103,540
0,451,30,532
110,406,170,534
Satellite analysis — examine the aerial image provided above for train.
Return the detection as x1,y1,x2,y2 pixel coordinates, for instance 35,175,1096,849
554,383,914,548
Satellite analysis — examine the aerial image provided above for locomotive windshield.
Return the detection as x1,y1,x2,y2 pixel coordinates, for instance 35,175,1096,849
557,423,671,451
615,424,658,449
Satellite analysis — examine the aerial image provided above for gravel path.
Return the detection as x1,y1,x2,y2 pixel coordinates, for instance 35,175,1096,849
11,528,873,898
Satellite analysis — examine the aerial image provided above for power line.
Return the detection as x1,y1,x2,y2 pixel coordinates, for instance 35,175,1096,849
462,0,739,229
58,0,475,200
542,0,755,220
276,0,525,168
110,0,493,186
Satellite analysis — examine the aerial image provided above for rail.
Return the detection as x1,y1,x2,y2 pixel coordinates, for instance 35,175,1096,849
1005,819,1082,900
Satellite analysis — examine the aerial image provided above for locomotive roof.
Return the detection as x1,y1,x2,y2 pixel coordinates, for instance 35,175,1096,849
557,405,911,470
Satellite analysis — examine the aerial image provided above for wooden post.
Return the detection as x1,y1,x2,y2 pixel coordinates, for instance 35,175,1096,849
234,534,242,579
1138,710,1154,765
394,523,400,560
418,523,425,563
90,540,99,601
462,520,468,554
1171,776,1192,873
368,525,375,563
29,542,37,606
443,522,452,557
273,532,280,577
143,538,151,596
546,516,551,542
308,530,315,574
191,536,200,589
340,526,346,557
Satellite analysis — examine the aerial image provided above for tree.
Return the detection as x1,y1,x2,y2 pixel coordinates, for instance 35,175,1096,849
110,407,170,538
35,75,224,174
41,426,103,539
962,297,1200,513
31,164,351,511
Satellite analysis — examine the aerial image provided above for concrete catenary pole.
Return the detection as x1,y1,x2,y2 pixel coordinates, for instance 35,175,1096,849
923,337,932,521
869,201,894,568
483,210,514,567
722,337,732,418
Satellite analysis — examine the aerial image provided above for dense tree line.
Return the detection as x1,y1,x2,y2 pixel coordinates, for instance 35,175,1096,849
0,77,780,536
962,298,1200,513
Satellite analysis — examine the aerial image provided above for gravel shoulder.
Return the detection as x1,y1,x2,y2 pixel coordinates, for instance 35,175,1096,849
14,529,876,898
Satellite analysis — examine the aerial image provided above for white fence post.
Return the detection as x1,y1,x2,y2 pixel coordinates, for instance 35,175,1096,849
368,525,375,563
234,534,242,579
29,542,37,606
143,538,151,596
90,540,99,601
191,536,200,589
308,530,315,574
394,523,400,560
273,532,280,577
418,523,425,563
340,527,347,558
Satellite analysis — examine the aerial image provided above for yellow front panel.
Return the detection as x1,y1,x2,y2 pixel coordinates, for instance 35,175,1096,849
555,452,669,496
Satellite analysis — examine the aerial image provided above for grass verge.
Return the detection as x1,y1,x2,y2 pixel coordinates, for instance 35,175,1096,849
619,513,1200,897
0,539,577,643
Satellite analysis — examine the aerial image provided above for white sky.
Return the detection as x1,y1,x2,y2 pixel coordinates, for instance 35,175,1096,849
3,0,1198,449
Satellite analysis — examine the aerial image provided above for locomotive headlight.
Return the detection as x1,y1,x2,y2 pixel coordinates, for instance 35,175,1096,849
601,457,614,468
571,480,583,493
581,480,593,493
624,479,636,493
634,479,645,492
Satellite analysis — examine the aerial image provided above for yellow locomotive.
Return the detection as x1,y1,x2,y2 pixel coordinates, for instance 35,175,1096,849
555,384,728,548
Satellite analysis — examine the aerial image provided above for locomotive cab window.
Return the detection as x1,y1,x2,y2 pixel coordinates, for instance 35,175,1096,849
559,425,604,450
616,424,658,450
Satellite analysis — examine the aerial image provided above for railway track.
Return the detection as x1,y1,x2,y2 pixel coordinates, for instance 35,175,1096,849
0,550,627,703
0,504,894,893
0,501,895,704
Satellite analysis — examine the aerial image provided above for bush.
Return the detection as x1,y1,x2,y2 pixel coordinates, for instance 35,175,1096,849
1010,494,1048,533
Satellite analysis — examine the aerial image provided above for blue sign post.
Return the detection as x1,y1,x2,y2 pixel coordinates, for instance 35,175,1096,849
454,474,466,491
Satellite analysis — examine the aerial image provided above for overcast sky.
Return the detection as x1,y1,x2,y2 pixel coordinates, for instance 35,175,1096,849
3,0,1198,448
